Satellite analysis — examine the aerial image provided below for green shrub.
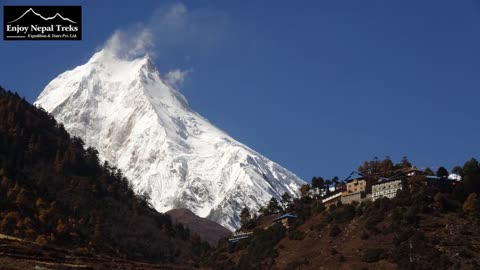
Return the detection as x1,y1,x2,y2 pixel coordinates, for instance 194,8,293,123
236,223,286,270
312,201,326,213
310,212,333,233
360,231,369,240
365,211,384,231
331,204,356,223
288,230,305,241
329,225,341,237
362,248,384,263
391,241,412,269
284,258,309,269
459,248,473,259
403,206,419,225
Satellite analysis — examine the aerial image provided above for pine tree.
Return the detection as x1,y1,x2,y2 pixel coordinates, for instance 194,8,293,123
325,180,332,194
266,197,281,214
240,207,251,229
311,177,324,195
436,167,449,179
401,156,412,169
451,166,464,178
462,159,480,196
332,176,339,191
424,167,435,176
281,192,292,209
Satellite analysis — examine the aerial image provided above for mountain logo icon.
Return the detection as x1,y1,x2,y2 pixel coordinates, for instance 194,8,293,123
3,6,82,40
8,8,77,24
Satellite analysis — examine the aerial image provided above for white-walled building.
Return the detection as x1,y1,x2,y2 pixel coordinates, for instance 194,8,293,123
371,179,403,201
322,192,342,206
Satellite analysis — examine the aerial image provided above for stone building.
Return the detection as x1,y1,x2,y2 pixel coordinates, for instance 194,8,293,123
345,178,367,194
341,191,362,204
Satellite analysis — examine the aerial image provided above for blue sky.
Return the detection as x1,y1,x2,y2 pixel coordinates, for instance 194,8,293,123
1,0,479,181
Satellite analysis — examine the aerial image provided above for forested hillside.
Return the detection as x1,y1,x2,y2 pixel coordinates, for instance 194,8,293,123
0,87,209,264
204,157,480,269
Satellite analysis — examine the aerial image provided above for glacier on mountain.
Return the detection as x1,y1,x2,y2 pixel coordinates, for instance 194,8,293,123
35,49,305,230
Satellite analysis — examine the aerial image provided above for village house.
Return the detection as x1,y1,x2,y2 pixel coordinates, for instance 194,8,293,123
345,177,367,193
228,231,253,243
406,166,424,177
322,191,342,207
339,178,368,204
272,213,298,228
371,179,402,201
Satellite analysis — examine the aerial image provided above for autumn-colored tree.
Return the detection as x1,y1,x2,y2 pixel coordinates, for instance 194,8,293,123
35,198,46,209
35,235,48,245
433,193,446,210
38,208,49,224
16,188,30,209
463,193,479,219
0,175,9,189
359,158,379,176
1,211,19,233
7,183,19,200
56,219,66,234
23,217,33,229
300,184,311,198
379,157,394,176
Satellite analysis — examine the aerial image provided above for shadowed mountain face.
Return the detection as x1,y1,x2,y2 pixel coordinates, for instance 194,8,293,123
167,208,231,246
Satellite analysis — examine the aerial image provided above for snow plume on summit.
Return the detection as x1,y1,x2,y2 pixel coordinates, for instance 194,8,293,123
35,3,304,231
102,2,228,85
104,27,153,59
102,2,228,60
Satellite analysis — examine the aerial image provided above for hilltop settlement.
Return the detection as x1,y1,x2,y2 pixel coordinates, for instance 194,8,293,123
205,157,480,270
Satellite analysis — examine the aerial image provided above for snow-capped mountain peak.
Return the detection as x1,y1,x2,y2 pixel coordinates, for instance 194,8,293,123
35,50,305,230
